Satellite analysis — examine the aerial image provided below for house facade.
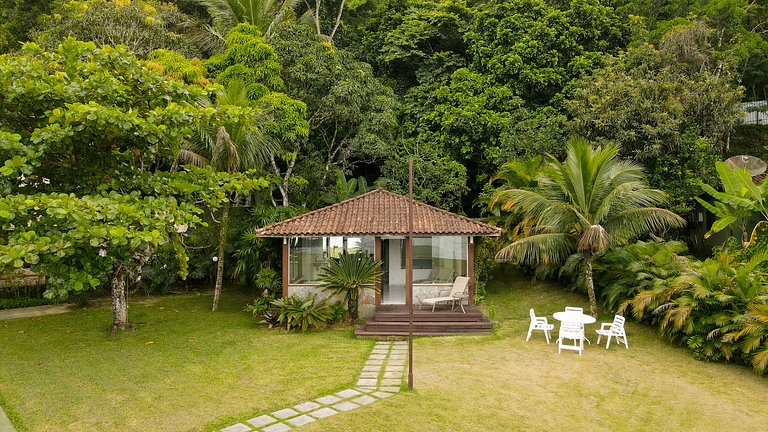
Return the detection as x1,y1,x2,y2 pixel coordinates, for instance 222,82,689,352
253,189,501,318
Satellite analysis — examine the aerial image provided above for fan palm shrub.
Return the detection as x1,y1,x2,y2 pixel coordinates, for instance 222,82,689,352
318,252,382,320
626,252,768,366
590,240,689,317
490,139,686,317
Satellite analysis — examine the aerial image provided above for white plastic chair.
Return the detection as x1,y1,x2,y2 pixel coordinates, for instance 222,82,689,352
564,306,590,344
526,308,555,343
595,315,628,349
558,322,585,355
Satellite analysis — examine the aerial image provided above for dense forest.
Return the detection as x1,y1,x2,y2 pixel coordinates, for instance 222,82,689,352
2,1,768,371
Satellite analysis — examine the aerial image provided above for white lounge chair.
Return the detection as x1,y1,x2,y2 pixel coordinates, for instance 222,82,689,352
595,315,629,349
526,308,555,343
558,322,585,355
421,276,470,313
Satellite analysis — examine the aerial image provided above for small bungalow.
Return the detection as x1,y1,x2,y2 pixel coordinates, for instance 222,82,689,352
254,189,501,335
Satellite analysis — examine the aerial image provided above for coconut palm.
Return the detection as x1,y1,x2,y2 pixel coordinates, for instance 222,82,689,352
182,80,276,311
318,252,382,320
196,0,308,44
490,139,686,317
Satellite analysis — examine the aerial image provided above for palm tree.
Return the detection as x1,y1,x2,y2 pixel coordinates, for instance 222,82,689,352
182,80,276,311
318,252,382,320
196,0,308,43
490,139,685,317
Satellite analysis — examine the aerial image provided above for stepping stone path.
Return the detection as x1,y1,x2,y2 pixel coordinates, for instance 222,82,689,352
221,341,407,432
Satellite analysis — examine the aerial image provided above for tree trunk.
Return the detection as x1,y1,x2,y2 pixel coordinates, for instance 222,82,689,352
212,200,230,312
348,294,359,321
109,265,135,335
584,257,599,318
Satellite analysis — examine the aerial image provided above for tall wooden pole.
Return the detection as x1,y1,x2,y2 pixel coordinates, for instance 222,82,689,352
407,158,414,390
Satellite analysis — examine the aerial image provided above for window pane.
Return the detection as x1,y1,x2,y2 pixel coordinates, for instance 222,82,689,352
431,236,467,282
289,237,324,284
289,236,375,284
401,237,432,269
346,237,374,256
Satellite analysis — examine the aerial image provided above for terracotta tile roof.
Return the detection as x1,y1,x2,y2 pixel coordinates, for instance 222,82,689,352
254,189,502,237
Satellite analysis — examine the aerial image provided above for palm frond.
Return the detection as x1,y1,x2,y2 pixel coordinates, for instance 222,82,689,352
495,232,575,267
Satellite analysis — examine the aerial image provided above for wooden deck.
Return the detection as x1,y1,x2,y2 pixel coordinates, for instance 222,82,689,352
355,304,492,336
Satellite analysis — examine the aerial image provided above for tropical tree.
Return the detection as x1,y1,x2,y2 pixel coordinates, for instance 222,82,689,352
195,0,306,42
181,81,276,311
32,0,199,57
0,40,268,332
491,139,686,317
318,252,382,320
697,161,768,249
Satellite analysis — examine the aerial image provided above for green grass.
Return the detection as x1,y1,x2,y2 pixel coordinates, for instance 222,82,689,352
2,270,767,431
302,267,768,431
0,288,372,431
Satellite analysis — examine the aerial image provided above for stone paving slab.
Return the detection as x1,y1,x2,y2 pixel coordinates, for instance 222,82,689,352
247,415,277,428
315,395,341,405
308,408,338,419
351,395,377,406
271,408,299,419
262,423,291,432
220,341,404,432
285,415,315,427
293,402,320,413
221,423,251,432
0,405,16,432
332,401,360,412
0,304,73,321
379,386,401,392
335,389,361,398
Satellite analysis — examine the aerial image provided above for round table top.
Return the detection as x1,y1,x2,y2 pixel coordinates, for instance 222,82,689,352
553,311,597,324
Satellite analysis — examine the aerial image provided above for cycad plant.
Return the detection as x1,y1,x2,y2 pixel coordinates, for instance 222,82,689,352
490,139,685,317
318,252,382,320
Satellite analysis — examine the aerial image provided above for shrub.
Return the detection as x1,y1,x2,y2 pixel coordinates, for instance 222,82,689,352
270,294,333,332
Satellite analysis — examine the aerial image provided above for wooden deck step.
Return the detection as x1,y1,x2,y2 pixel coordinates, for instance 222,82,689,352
356,305,493,336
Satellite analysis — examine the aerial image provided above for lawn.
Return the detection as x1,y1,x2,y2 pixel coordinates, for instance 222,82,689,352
2,269,767,431
0,288,372,431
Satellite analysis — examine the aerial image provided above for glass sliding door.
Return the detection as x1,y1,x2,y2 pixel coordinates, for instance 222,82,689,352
381,238,406,304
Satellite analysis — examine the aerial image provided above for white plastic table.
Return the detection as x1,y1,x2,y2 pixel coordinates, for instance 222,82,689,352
553,311,597,325
553,311,596,344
